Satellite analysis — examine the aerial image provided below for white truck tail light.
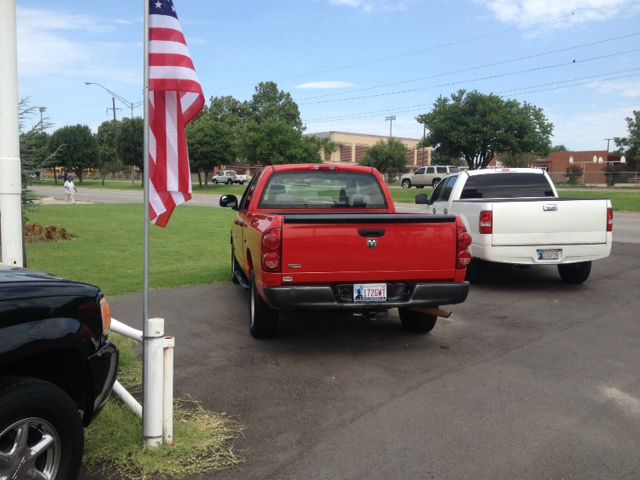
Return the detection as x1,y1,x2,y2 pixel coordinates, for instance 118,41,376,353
262,228,282,272
607,207,613,232
479,210,493,234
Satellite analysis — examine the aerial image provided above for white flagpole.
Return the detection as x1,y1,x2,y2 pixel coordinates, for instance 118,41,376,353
0,0,24,268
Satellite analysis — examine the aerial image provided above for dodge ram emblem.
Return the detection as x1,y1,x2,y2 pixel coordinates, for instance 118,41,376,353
367,239,377,249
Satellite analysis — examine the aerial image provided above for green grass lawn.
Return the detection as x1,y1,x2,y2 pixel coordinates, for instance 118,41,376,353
25,204,235,296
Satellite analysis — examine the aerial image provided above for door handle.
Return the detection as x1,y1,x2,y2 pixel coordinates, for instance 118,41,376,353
359,228,385,237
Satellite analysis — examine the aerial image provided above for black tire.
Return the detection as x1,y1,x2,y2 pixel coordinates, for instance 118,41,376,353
465,259,483,283
227,179,232,185
250,279,278,338
401,179,411,189
231,249,239,284
213,179,218,184
0,377,84,480
398,308,438,334
558,261,592,284
432,178,441,188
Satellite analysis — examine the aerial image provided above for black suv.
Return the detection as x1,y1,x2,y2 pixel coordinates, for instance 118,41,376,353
0,266,118,480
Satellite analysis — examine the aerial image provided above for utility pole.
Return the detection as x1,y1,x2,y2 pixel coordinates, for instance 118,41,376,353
385,115,396,137
107,97,122,121
604,138,613,152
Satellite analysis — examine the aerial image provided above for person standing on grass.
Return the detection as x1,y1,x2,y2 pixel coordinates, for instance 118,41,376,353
64,176,77,204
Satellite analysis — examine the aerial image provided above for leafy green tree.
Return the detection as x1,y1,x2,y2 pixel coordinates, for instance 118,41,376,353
209,96,248,126
241,120,321,165
187,113,235,187
246,82,303,131
550,145,568,152
360,138,409,177
615,110,639,170
47,124,99,182
417,89,553,169
96,120,122,185
116,117,144,182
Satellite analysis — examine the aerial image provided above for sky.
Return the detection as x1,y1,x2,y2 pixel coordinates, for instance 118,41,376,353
15,0,640,151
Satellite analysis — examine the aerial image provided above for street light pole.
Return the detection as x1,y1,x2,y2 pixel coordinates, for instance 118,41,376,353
85,81,137,119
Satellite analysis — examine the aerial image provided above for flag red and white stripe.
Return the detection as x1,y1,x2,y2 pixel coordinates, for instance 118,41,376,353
148,0,204,227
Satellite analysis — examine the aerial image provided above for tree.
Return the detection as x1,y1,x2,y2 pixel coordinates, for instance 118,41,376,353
209,96,248,126
116,117,144,182
96,120,122,185
241,120,321,165
187,113,235,187
360,138,409,176
615,110,639,170
417,90,553,169
550,145,568,152
47,125,99,182
246,82,303,131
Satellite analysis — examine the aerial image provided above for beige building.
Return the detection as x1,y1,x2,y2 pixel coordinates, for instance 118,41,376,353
310,131,431,167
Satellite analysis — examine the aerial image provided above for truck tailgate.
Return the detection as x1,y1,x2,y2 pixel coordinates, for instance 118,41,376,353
492,199,608,246
281,214,458,283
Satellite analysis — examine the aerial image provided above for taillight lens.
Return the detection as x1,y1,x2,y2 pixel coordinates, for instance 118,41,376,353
100,297,112,336
479,210,493,234
607,207,613,232
262,228,282,272
456,223,473,269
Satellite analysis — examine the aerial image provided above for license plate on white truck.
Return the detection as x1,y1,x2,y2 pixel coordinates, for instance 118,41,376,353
354,283,387,302
537,249,561,261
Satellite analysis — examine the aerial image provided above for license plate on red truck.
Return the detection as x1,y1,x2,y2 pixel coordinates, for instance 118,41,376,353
354,283,387,302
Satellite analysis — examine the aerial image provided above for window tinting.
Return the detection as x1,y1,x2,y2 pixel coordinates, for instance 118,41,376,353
460,173,555,199
414,167,425,174
259,171,388,209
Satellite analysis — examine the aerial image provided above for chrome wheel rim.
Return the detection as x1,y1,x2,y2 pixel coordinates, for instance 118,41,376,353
250,284,255,328
0,417,61,480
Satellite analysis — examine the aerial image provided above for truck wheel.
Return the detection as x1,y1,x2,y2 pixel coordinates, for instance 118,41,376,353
432,178,441,188
213,179,218,184
401,179,411,189
250,280,278,338
558,261,592,284
0,378,84,480
398,308,437,334
227,179,232,185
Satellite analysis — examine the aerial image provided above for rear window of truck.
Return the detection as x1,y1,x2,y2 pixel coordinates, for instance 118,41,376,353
259,171,388,209
460,173,555,199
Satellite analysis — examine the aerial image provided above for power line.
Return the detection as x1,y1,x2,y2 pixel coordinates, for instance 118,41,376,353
303,67,640,124
213,8,604,91
299,48,640,105
298,32,640,101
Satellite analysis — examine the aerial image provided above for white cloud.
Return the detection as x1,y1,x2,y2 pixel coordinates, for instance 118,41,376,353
297,81,356,90
474,0,633,28
328,0,415,12
16,7,138,83
588,80,640,98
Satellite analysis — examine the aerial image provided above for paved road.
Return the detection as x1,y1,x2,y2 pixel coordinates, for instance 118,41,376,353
31,185,640,244
86,241,640,480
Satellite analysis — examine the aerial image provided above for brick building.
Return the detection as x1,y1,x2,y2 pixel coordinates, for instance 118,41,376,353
531,151,626,185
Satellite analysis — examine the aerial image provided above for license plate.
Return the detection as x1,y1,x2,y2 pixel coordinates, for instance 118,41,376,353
537,249,561,261
354,283,387,302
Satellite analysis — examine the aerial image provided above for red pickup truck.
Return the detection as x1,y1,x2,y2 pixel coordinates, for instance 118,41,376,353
219,164,471,338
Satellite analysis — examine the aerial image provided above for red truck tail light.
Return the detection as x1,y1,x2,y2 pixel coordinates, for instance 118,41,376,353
261,228,282,272
607,207,613,232
479,210,493,234
456,224,473,269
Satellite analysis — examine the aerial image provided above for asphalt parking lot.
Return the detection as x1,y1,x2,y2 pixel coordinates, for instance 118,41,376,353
103,240,640,480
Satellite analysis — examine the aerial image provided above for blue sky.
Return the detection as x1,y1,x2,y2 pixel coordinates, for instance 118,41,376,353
15,0,640,150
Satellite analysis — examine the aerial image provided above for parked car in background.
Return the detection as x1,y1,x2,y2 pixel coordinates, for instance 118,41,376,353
401,165,462,189
212,170,249,185
415,168,613,283
219,164,471,338
0,266,118,480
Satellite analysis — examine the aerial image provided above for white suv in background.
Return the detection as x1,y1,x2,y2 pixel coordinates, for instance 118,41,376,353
400,165,462,189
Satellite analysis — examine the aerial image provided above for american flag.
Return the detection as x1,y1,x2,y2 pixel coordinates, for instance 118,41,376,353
148,0,204,227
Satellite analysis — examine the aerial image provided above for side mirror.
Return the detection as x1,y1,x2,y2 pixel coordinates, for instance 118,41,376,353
415,194,432,205
219,194,238,209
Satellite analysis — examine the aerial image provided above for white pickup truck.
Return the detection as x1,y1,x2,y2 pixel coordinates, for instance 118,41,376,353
212,170,249,185
415,168,613,284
